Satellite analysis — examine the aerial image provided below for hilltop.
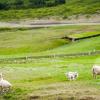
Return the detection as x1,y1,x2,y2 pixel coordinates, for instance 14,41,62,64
0,0,100,21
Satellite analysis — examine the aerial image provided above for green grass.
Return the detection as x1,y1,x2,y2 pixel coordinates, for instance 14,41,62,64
0,0,100,21
0,25,100,58
0,25,100,99
39,35,100,56
68,31,100,38
0,28,68,55
0,55,100,100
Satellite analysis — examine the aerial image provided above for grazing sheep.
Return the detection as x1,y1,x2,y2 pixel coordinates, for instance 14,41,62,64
0,73,12,93
65,72,78,80
92,65,100,79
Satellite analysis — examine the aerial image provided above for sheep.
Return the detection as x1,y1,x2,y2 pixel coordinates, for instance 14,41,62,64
65,72,78,80
92,65,100,79
0,73,12,93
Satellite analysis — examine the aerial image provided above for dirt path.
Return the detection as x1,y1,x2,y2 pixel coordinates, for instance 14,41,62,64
0,21,100,28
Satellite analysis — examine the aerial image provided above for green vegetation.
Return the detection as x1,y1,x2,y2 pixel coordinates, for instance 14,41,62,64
38,35,100,56
0,0,99,99
0,25,100,57
0,55,100,100
0,0,65,10
0,25,100,99
68,31,100,38
0,0,99,21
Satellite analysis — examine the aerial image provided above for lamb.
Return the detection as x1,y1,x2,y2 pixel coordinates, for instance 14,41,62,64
92,65,100,79
65,72,78,80
0,73,12,93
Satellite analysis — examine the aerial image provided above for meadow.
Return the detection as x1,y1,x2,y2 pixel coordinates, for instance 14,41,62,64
0,55,100,100
0,25,100,100
0,25,100,58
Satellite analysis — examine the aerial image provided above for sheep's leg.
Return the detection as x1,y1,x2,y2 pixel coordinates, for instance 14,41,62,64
0,86,2,94
95,75,96,79
0,87,4,94
72,76,74,80
4,88,9,93
0,86,1,91
7,87,11,92
2,87,9,94
70,77,72,81
69,77,71,81
2,88,6,93
93,74,96,79
70,76,73,80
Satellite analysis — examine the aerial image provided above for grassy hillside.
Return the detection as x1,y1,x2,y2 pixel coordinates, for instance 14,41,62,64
0,25,100,100
36,35,100,56
0,0,99,21
67,31,100,38
0,55,100,100
0,25,100,58
0,0,65,10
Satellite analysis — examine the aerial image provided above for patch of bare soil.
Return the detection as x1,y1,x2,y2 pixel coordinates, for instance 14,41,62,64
0,14,100,28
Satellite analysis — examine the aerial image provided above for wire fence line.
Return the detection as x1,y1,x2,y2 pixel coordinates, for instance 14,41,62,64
0,50,100,63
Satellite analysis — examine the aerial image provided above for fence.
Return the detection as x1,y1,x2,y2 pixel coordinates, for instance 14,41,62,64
0,50,100,63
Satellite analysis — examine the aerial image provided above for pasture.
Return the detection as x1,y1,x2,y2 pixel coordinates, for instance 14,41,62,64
0,55,100,100
0,25,100,58
0,25,100,100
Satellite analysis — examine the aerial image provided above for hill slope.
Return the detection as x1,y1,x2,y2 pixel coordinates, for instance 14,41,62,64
0,0,100,21
0,25,100,58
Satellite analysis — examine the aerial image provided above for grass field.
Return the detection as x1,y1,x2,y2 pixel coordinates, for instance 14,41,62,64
0,25,100,58
0,55,100,100
0,25,100,100
67,31,100,38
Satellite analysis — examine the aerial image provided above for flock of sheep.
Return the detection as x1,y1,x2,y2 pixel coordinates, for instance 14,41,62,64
65,65,100,80
0,65,100,94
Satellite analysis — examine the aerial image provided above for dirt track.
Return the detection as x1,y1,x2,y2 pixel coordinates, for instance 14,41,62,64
0,21,100,28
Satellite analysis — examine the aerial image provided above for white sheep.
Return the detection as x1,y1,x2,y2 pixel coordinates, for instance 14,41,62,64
92,65,100,79
65,72,78,80
0,73,12,93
